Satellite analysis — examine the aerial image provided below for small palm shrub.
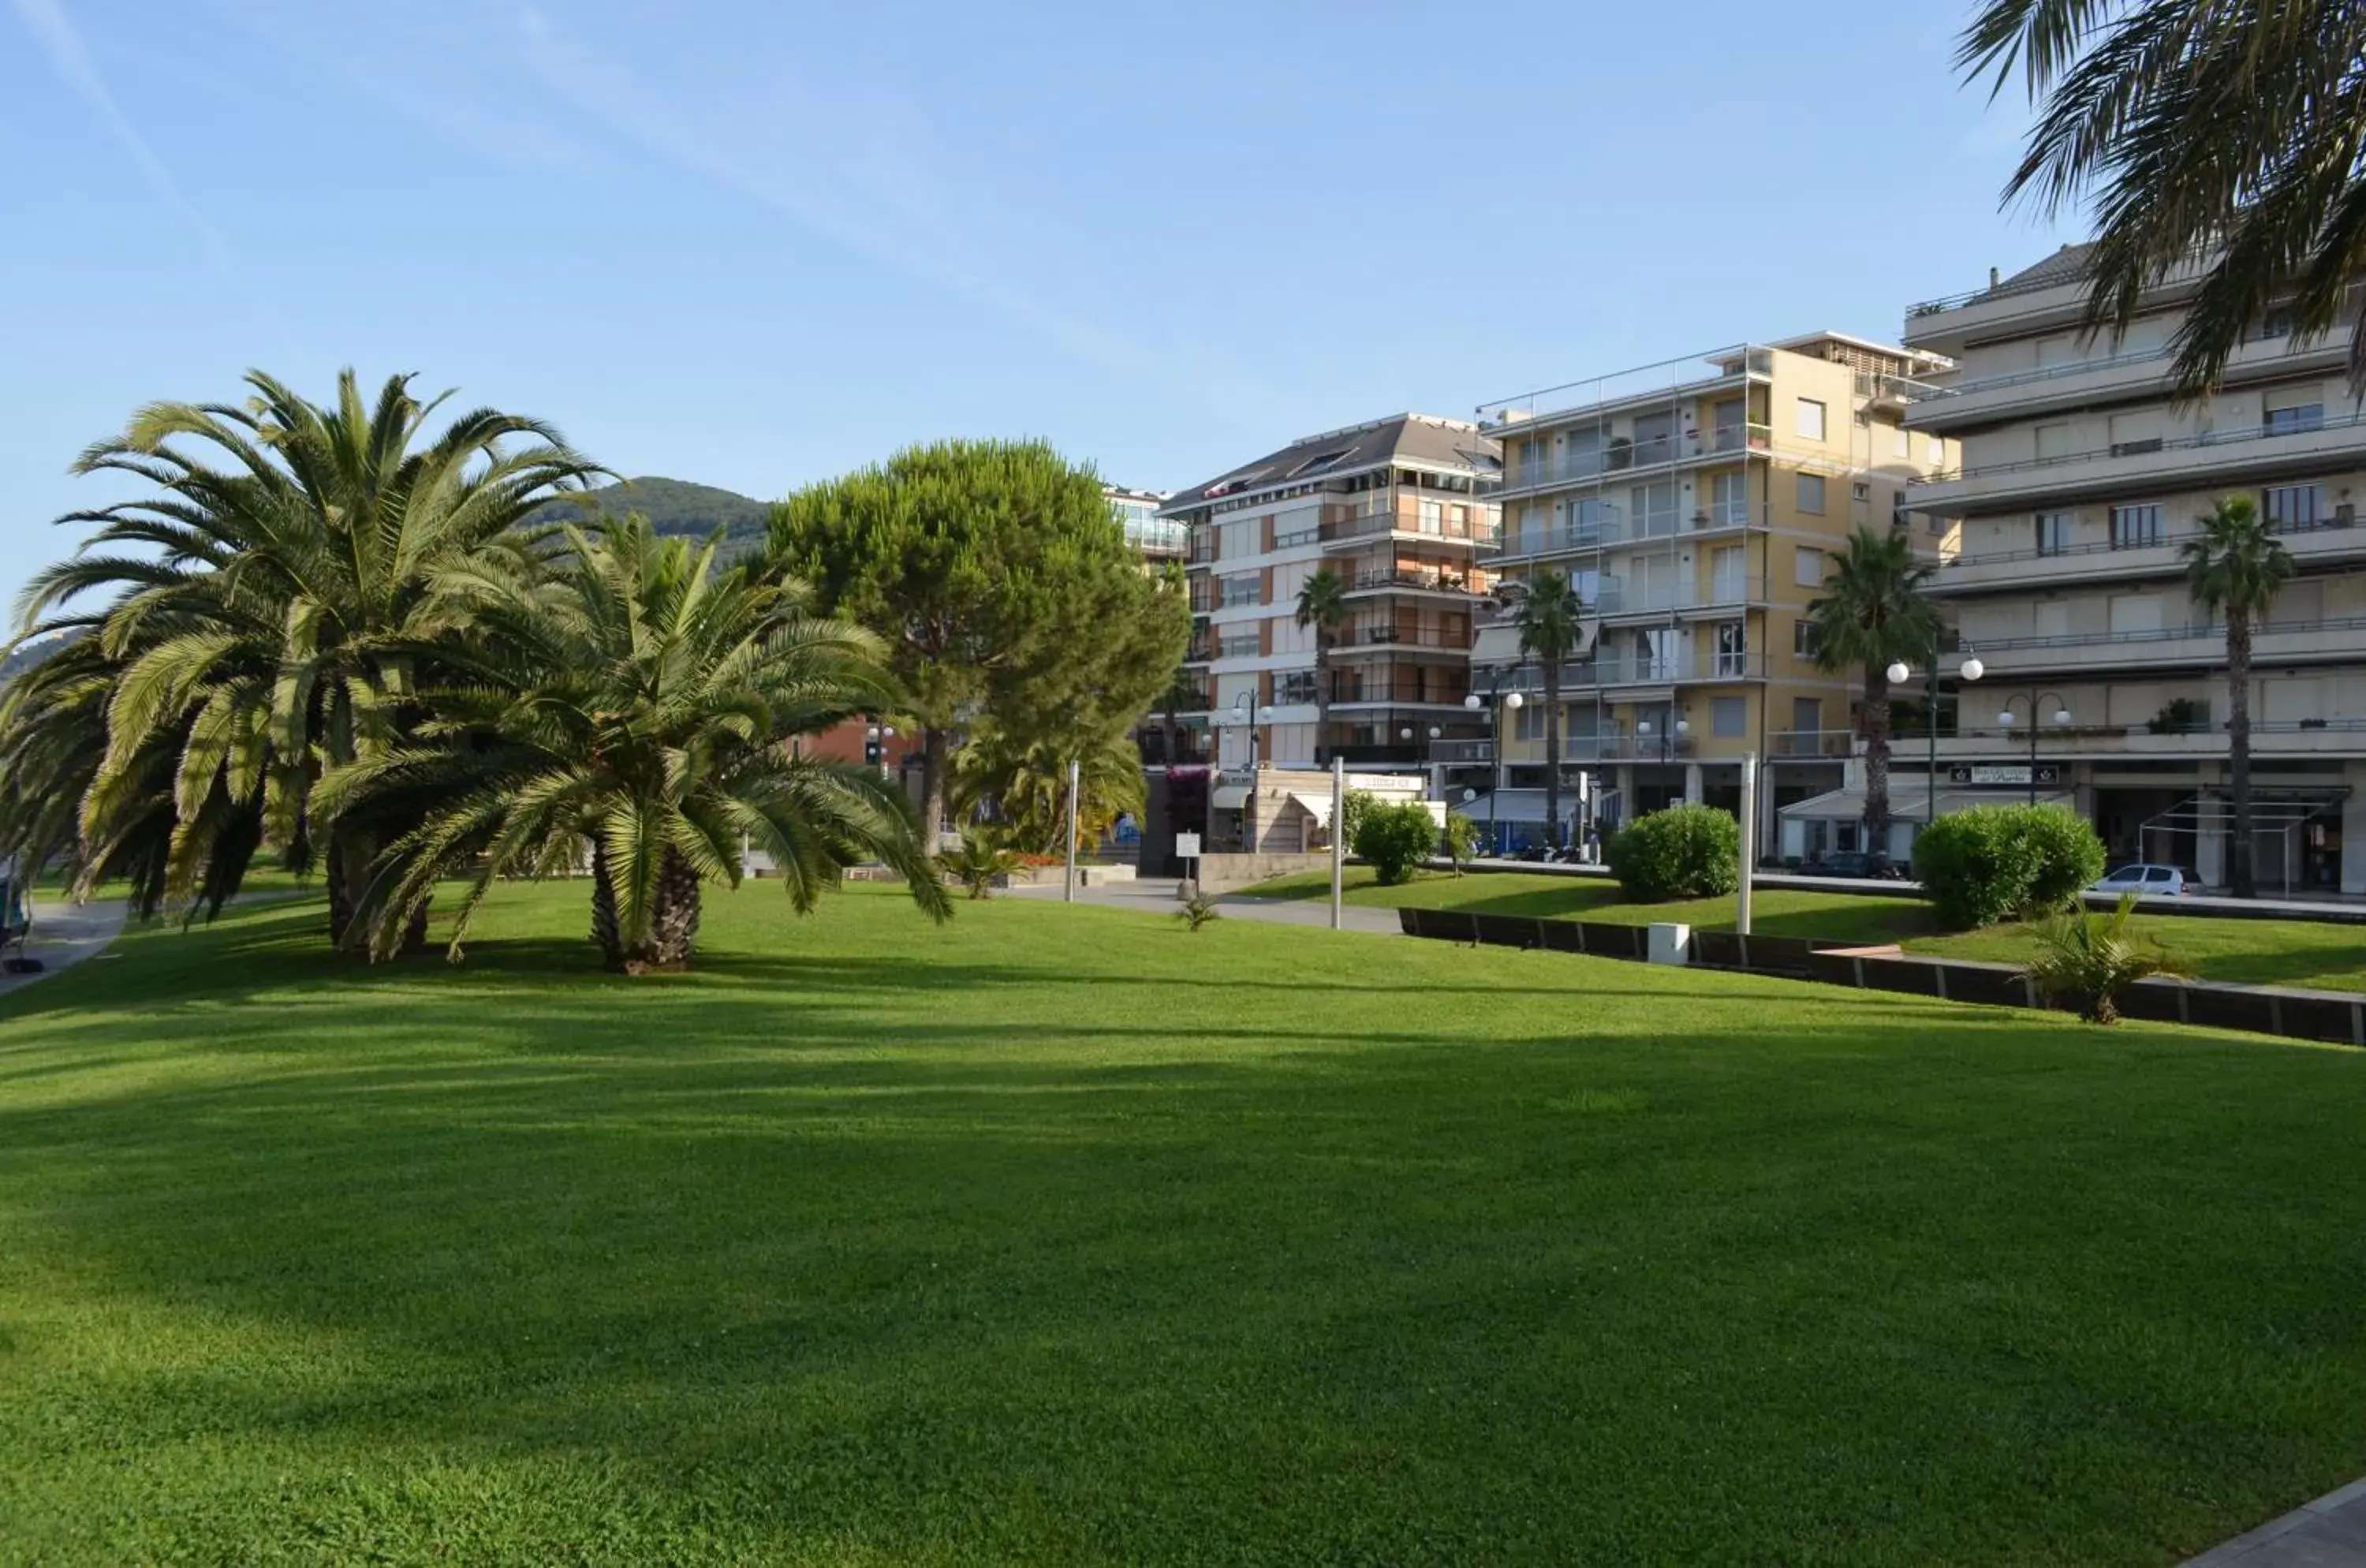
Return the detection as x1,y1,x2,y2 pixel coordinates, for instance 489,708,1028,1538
939,829,1024,899
1605,804,1738,902
1353,801,1442,887
1914,805,2107,930
2024,893,2190,1025
1442,811,1483,876
1176,893,1222,931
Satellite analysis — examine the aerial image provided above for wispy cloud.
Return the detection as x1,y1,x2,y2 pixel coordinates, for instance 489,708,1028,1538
9,0,232,268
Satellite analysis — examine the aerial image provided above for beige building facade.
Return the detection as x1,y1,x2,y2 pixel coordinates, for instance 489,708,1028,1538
1471,335,1957,848
1903,247,2366,895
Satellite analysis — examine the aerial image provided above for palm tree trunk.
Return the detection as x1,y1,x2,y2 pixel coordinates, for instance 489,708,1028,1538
327,830,372,953
918,726,949,857
2227,611,2256,898
1863,665,1893,862
590,839,624,969
1543,669,1564,849
1161,704,1181,767
649,847,701,970
1313,640,1330,767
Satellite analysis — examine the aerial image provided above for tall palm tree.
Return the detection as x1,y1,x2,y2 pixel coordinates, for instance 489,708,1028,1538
15,368,605,946
316,518,948,970
1808,528,1939,860
2182,494,2294,898
1513,570,1586,849
1294,568,1349,763
1961,2,2366,398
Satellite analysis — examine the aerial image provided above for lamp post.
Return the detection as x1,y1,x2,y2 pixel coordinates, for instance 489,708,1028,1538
1995,692,2072,807
1229,693,1276,849
1885,645,1983,833
1462,688,1523,853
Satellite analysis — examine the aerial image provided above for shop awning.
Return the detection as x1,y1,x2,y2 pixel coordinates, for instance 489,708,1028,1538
1211,785,1251,810
1284,789,1334,828
1778,784,2073,820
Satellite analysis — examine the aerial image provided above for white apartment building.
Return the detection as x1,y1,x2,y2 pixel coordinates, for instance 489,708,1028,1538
1159,415,1502,845
1904,245,2366,895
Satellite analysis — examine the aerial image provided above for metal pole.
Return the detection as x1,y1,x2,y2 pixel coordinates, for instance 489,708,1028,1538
1330,755,1345,930
2028,696,2038,807
1925,648,1939,827
1737,749,1756,935
1063,757,1079,902
1486,700,1498,854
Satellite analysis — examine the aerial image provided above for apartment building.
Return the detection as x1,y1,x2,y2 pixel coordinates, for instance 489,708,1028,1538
1902,246,2366,895
1472,335,1958,847
1159,415,1502,844
1106,483,1185,562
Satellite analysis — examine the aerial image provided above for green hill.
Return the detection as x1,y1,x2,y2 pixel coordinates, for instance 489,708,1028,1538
542,476,770,543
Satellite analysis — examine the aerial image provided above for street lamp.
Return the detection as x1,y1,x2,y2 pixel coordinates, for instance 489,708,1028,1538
1995,692,2070,807
1462,688,1522,852
1886,647,1983,830
1229,693,1276,847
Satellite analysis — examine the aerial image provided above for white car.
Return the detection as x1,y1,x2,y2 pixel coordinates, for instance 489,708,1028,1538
2093,864,2189,898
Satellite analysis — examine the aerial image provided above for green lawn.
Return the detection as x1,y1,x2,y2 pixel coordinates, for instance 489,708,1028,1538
1244,868,2366,992
3,883,2364,1563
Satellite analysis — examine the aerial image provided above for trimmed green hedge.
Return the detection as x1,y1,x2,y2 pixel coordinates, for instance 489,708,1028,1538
1913,804,2106,930
1353,801,1442,887
1606,804,1740,902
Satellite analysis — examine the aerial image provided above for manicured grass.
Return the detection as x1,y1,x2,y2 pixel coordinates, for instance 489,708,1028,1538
1245,868,2366,991
3,883,2365,1563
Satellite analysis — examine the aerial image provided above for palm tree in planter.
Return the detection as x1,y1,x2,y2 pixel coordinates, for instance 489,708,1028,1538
1294,568,1349,763
2182,495,2293,898
1807,527,1939,862
319,518,949,970
1513,569,1586,849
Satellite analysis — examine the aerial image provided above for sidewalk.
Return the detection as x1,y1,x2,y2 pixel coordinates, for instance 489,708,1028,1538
0,900,127,1002
1006,876,1404,935
2183,1477,2366,1565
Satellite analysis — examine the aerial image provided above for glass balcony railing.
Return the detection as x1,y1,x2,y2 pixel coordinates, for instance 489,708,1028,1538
1501,424,1771,492
1928,407,2366,484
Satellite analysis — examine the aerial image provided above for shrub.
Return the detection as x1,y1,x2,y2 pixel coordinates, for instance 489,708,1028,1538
1175,892,1222,931
1913,804,2107,930
1605,804,1739,902
2024,892,2190,1024
939,828,1024,900
1353,801,1442,887
1442,811,1483,876
1338,789,1380,851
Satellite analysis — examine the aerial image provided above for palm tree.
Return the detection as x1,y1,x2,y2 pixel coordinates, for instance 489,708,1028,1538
1807,528,1939,860
1961,2,2366,398
2181,495,2294,898
15,368,605,947
1152,662,1200,767
2025,892,2192,1025
1294,568,1349,763
315,518,949,970
1513,570,1586,849
949,711,1148,855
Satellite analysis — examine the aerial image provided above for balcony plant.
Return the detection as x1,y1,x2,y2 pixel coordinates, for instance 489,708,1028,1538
2145,696,2210,736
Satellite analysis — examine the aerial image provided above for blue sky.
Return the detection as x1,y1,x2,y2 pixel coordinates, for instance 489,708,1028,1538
1,0,2072,618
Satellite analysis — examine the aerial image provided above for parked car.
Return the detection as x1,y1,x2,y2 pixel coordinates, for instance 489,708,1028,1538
1801,849,1903,880
2092,864,2189,898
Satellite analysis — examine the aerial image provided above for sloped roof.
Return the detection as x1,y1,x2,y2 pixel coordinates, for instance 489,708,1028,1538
1160,414,1500,515
1999,243,2095,293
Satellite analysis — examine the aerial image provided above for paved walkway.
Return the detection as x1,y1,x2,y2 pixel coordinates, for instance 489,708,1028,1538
0,899,127,1002
1007,875,1405,935
2185,1478,2366,1565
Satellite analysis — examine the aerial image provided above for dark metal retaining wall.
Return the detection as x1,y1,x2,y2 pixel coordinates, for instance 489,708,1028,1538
1395,908,2366,1047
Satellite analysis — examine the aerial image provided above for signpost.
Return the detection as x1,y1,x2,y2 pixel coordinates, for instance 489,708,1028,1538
1737,750,1756,936
1175,831,1201,896
1330,756,1345,931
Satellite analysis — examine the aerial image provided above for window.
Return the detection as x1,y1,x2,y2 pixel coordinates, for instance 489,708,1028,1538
2263,483,2325,531
1794,546,1826,588
1891,426,1911,459
1712,696,1748,737
1417,498,1444,534
1795,398,1827,441
2110,504,2164,549
1793,620,1823,659
1796,472,1827,514
1631,481,1678,536
1928,435,1947,466
1709,471,1748,527
2035,423,2074,462
2252,305,2297,342
2035,511,2073,556
2264,386,2325,435
1851,480,1871,502
1276,671,1317,704
1514,702,1553,742
1218,573,1263,607
2108,410,2164,457
1791,696,1822,735
1712,621,1748,677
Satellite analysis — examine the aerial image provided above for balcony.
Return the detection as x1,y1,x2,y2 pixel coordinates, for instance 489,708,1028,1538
1965,610,2366,674
1337,624,1472,652
1498,424,1771,500
1920,717,2366,760
1906,332,2355,434
1476,345,1773,430
1330,682,1472,708
1431,737,1494,763
1597,573,1764,616
1933,510,2366,595
1320,508,1501,551
1913,409,2366,514
1495,502,1757,563
1344,567,1491,598
1496,650,1764,693
1768,728,1859,760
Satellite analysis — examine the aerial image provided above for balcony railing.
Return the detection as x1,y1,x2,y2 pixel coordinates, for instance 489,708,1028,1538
1492,651,1764,689
1498,503,1756,560
1273,525,1322,549
1502,424,1771,492
1972,610,2366,652
1215,635,1262,659
1330,682,1472,706
1928,407,2366,485
1768,728,1858,758
1535,733,1700,762
1320,510,1502,547
1347,567,1488,595
1431,737,1493,763
1476,346,1774,428
1598,574,1764,614
1947,510,2360,570
1343,625,1471,650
